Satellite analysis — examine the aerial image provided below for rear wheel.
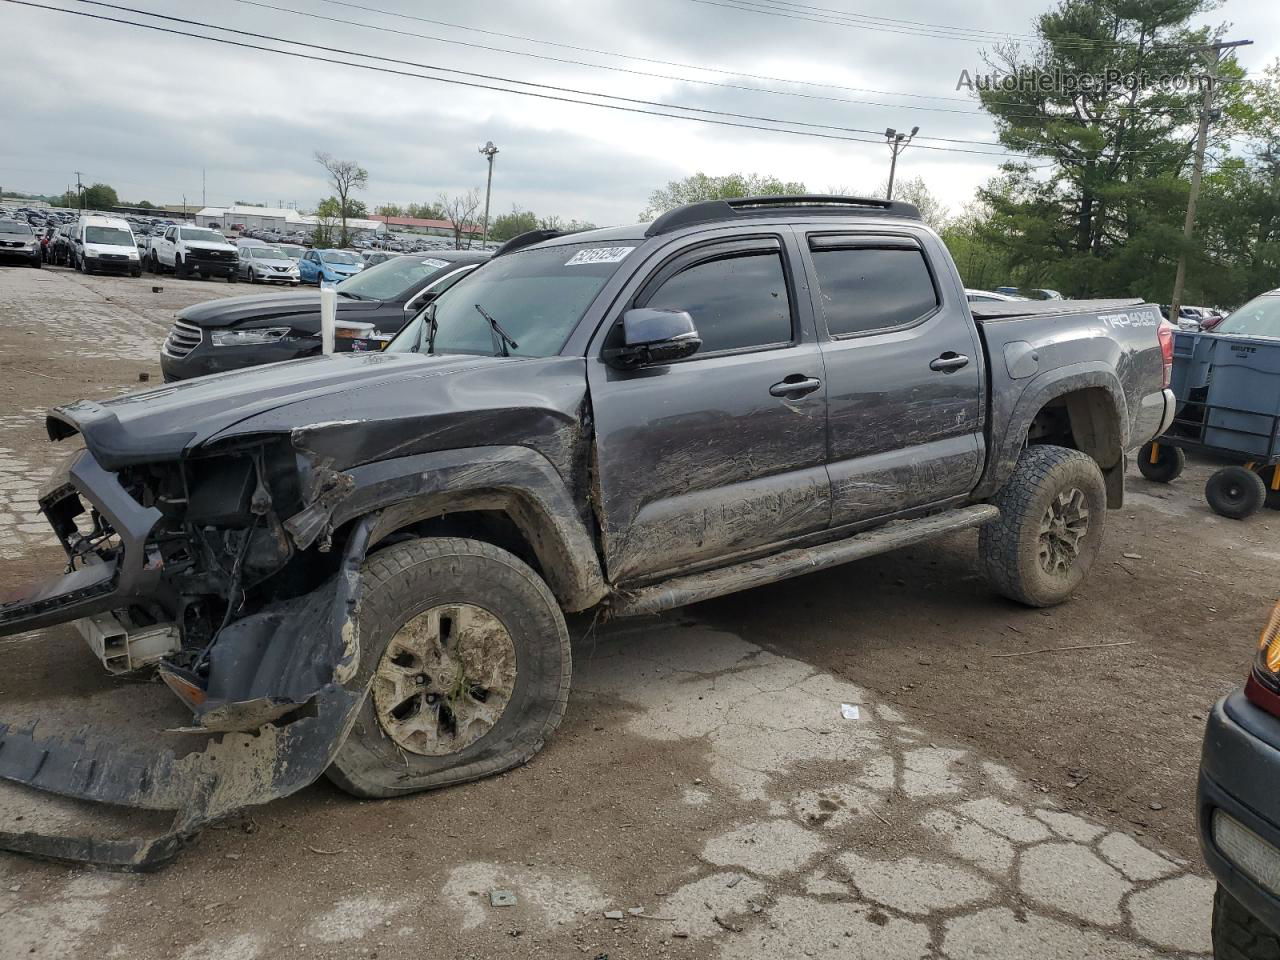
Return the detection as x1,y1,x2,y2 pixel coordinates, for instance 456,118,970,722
979,445,1107,607
1137,441,1186,483
327,537,571,798
1206,466,1267,520
1213,885,1280,960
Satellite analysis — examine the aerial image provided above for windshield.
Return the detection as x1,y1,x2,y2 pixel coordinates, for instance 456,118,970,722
0,220,32,235
251,246,288,260
180,228,225,243
398,242,636,357
321,250,359,264
85,226,133,245
338,255,457,300
279,244,304,258
1214,294,1280,339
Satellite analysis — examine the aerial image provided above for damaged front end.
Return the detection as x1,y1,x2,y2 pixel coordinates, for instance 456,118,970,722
0,423,369,869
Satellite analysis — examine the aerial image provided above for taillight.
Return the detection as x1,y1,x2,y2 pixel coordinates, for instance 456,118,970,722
1157,320,1175,389
1245,602,1280,717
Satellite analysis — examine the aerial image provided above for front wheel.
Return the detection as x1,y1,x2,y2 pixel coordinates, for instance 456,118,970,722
174,256,188,278
1137,441,1186,483
326,537,571,799
1213,886,1280,960
979,445,1107,607
1206,466,1267,520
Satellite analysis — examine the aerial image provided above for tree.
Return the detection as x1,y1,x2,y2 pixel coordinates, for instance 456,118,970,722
81,182,118,210
375,202,404,218
438,189,481,249
879,176,949,230
314,151,368,247
490,206,539,242
406,201,446,220
969,0,1249,298
135,199,155,209
640,172,807,219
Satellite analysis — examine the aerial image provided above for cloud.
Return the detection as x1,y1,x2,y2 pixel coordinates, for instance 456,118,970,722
4,0,1277,223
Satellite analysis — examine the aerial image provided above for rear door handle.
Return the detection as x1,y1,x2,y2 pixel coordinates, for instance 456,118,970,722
930,352,970,373
769,375,822,399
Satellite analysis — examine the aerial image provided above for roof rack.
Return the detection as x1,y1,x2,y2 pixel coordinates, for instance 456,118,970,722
493,228,566,257
645,195,921,237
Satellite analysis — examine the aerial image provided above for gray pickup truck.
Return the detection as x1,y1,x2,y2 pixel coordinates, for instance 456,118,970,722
0,196,1175,866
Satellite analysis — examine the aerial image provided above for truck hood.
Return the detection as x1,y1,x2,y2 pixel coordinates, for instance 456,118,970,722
46,352,514,470
186,242,237,254
177,292,386,329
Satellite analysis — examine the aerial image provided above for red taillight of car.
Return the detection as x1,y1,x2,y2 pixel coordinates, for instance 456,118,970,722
1245,602,1280,718
1157,320,1175,389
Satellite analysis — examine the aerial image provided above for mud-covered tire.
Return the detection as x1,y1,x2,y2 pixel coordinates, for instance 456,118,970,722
326,536,570,799
1137,442,1185,483
1207,466,1267,520
1213,886,1280,960
979,444,1107,607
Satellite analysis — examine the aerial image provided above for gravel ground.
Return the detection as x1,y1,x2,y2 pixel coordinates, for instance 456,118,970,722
0,264,1271,959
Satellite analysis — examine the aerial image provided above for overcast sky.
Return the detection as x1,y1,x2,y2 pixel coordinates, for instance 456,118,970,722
3,0,1278,225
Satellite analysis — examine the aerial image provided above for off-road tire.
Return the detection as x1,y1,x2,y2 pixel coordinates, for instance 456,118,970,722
1213,886,1280,960
1255,466,1280,511
326,537,571,799
979,444,1107,607
1137,441,1185,483
1207,466,1267,520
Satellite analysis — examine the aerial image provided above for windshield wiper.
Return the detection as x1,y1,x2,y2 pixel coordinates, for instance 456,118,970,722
421,302,439,355
474,303,519,357
336,290,366,300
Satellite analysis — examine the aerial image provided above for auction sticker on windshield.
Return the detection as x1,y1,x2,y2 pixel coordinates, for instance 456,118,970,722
565,246,635,266
421,258,449,269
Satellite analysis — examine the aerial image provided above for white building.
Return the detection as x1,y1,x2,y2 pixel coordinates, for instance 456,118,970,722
195,204,385,235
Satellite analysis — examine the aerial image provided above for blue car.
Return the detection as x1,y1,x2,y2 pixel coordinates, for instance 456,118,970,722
299,248,364,284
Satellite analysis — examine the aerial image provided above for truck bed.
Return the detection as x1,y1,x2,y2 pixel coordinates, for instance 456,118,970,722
969,298,1146,322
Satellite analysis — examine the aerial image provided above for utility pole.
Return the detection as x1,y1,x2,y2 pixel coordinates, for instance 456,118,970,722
883,127,918,201
74,171,84,211
479,140,499,247
1169,38,1252,322
202,168,206,208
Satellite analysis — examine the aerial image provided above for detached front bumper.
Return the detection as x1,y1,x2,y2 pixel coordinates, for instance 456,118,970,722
0,449,163,635
0,447,377,868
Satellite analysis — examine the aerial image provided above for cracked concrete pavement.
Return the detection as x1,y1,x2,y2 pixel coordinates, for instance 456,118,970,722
0,620,1213,959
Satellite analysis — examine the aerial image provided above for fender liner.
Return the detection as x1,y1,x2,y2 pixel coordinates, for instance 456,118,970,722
330,445,608,613
974,364,1129,502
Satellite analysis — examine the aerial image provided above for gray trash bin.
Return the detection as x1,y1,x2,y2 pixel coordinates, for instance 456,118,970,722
1202,335,1280,458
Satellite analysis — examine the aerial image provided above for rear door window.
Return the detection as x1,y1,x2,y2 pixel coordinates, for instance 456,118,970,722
808,238,939,337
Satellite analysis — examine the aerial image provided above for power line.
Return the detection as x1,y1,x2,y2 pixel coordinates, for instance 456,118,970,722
222,0,1210,137
229,0,1052,131
48,0,1041,156
686,0,1199,51
5,0,1033,159
307,0,1217,111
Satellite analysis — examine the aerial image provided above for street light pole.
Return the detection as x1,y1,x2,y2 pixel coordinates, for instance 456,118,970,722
883,126,919,201
479,141,499,248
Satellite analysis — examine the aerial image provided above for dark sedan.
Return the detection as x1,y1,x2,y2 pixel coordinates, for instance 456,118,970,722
160,250,488,381
1199,602,1280,958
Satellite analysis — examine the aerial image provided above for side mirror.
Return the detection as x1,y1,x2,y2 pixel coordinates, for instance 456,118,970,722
604,309,702,370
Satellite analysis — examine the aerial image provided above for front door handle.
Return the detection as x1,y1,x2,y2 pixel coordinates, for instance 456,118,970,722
769,375,822,399
930,352,970,373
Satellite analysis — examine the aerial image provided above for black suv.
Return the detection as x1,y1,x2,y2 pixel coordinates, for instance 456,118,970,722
160,250,488,380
